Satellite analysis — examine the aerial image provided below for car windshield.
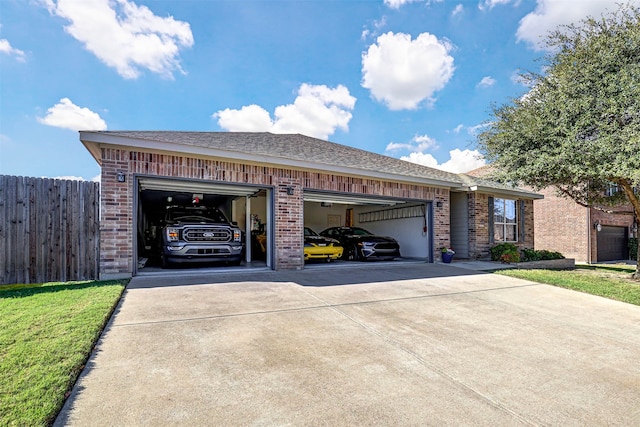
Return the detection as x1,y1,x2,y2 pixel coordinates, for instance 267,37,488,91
347,227,373,236
304,227,318,237
166,208,229,224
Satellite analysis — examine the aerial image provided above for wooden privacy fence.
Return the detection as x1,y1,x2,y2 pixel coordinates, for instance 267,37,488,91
0,175,100,285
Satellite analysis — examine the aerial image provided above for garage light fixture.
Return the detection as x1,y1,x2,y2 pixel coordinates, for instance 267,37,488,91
594,220,602,232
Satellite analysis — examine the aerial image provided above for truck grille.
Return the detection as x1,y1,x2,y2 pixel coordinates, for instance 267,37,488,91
183,227,231,243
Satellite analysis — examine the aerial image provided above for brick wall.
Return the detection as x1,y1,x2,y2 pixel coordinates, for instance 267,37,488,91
100,148,448,276
433,190,450,261
534,187,589,261
100,149,133,279
589,205,635,262
534,187,634,262
468,193,535,260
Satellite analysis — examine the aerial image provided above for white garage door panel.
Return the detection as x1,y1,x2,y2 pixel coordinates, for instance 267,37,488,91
360,216,428,258
139,177,261,196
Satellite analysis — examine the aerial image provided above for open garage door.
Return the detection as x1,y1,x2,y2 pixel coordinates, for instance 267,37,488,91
303,190,432,264
135,176,272,274
597,225,628,262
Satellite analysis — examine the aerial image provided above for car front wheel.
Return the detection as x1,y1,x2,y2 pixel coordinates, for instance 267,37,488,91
346,245,360,261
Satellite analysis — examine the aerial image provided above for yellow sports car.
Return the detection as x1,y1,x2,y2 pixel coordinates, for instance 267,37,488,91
304,227,343,262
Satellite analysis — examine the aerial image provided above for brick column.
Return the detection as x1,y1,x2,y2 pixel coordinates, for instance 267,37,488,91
433,190,450,261
273,177,304,270
99,149,133,279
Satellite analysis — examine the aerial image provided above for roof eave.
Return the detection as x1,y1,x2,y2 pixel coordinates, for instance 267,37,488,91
79,131,463,189
458,185,544,200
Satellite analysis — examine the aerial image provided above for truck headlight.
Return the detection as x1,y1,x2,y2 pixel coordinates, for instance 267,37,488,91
233,229,241,242
166,227,179,242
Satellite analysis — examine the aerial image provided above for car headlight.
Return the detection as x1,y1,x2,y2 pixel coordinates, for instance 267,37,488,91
233,229,242,242
165,227,179,242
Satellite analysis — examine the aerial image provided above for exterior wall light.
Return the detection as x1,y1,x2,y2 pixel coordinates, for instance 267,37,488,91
594,220,602,232
286,186,295,196
117,172,126,183
436,201,443,208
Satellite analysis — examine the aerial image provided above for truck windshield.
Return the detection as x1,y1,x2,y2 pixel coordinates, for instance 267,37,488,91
166,208,229,224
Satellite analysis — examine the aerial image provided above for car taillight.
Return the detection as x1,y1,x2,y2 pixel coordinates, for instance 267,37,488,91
166,228,179,242
233,229,241,242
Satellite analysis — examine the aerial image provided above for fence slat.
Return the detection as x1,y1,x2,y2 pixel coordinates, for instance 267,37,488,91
0,175,100,285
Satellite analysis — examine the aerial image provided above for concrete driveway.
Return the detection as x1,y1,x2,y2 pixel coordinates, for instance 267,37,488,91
55,262,640,426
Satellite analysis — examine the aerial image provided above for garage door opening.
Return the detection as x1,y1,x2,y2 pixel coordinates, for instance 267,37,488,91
135,176,272,274
303,190,432,266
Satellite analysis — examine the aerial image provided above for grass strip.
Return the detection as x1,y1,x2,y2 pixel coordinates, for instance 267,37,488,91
0,280,127,426
497,265,640,306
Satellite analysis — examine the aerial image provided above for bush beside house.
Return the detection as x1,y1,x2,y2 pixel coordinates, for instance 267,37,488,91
491,243,573,270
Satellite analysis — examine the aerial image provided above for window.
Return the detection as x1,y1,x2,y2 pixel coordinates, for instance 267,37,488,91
494,198,518,242
605,183,620,197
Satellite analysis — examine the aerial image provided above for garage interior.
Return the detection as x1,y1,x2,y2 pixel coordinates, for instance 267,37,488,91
134,177,432,275
135,177,271,274
303,190,432,263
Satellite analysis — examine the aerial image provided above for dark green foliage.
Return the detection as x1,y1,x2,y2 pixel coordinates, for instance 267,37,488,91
630,238,638,260
476,4,640,278
521,248,565,262
490,243,519,262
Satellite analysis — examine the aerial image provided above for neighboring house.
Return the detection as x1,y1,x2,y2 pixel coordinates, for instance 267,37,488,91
534,186,636,263
468,166,637,263
79,131,542,279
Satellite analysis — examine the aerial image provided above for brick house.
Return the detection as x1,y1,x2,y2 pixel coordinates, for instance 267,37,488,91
533,186,636,262
468,166,637,263
80,131,542,279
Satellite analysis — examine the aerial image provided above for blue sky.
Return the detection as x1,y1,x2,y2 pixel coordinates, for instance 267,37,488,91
0,0,632,181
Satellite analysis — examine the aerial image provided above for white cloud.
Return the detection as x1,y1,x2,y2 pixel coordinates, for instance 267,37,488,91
385,134,438,153
0,39,26,61
510,69,528,85
213,84,356,140
479,0,514,11
384,0,421,9
53,175,87,181
361,32,455,110
477,76,496,88
361,16,387,41
516,0,632,50
467,122,490,136
45,0,193,79
214,105,273,132
38,98,107,131
453,124,464,134
452,4,464,17
401,148,486,173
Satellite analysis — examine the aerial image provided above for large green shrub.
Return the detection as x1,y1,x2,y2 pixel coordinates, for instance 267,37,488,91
521,248,565,262
490,243,520,262
630,238,638,260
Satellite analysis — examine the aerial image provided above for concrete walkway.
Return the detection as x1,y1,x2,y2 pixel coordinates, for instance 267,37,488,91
55,262,640,426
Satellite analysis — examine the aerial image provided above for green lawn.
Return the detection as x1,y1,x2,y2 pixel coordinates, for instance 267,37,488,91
0,280,126,427
497,264,640,306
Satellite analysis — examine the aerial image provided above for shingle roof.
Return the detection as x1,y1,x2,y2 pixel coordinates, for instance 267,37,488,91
86,131,462,184
81,131,541,198
456,173,543,199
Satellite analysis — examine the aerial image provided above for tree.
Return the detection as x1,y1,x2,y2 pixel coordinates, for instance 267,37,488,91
477,4,640,279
